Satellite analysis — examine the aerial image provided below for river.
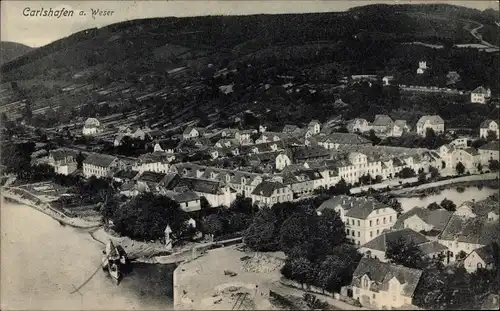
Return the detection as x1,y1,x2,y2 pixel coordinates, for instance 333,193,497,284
397,186,497,212
0,201,175,310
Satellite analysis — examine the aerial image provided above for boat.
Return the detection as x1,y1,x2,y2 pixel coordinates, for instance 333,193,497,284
101,240,127,285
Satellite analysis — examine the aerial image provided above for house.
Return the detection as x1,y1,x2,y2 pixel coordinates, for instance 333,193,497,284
176,178,237,207
282,125,302,134
335,152,384,185
382,76,394,86
165,190,201,213
112,169,140,183
153,139,178,153
251,181,293,206
82,153,119,178
182,126,205,140
136,171,172,193
350,257,423,309
449,137,471,149
481,294,499,310
275,152,292,171
259,125,267,133
478,141,500,166
371,115,394,135
394,120,410,135
307,120,321,135
347,118,372,133
463,244,496,273
316,133,371,150
416,115,445,136
134,152,173,173
82,118,102,136
282,169,324,197
291,146,331,163
479,119,499,139
450,148,481,174
471,86,489,104
359,228,447,261
416,61,427,74
47,149,78,175
393,207,453,238
438,215,498,263
317,195,397,246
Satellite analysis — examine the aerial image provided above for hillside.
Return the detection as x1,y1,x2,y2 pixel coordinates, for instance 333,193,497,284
0,41,34,65
0,4,498,132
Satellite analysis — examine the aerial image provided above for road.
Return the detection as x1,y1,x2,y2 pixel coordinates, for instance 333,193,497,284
468,22,499,49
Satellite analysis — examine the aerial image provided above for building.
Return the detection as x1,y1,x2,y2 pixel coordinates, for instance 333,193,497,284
382,76,394,86
371,115,394,135
251,181,293,206
416,61,427,74
449,148,481,174
479,119,499,139
463,244,496,273
316,133,371,150
359,228,447,261
350,257,423,309
82,153,119,178
165,190,201,213
307,120,321,135
317,195,397,246
134,152,173,173
112,169,140,183
182,126,205,140
47,149,78,175
471,86,489,104
449,137,471,149
393,207,453,237
478,141,500,166
335,152,383,184
275,152,292,171
177,178,237,207
282,169,324,197
416,115,445,136
347,118,372,133
282,125,302,134
82,118,102,136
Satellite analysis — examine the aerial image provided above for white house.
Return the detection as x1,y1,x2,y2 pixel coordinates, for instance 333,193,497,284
307,120,321,135
416,61,427,75
317,195,397,246
478,141,500,166
82,118,102,136
464,244,496,273
251,181,293,206
382,76,394,86
275,152,292,171
470,86,489,104
350,257,423,309
347,118,372,133
47,149,79,175
416,115,445,136
479,119,499,139
82,153,119,178
182,126,204,140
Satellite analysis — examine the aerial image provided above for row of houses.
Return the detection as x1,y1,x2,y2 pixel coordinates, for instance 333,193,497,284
347,115,444,137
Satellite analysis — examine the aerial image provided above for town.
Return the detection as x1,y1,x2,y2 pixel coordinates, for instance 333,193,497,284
1,2,499,311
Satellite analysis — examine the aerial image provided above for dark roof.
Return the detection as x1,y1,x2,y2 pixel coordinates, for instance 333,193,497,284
317,132,371,145
292,146,330,160
440,215,499,244
283,169,324,184
480,119,498,128
372,115,394,127
113,169,139,180
137,171,167,183
472,86,488,95
179,178,228,195
362,228,429,252
393,207,453,232
479,141,499,151
417,241,448,255
352,257,423,298
251,181,288,197
417,115,444,126
49,149,77,161
82,153,117,167
473,244,496,264
282,125,301,133
163,173,181,190
318,195,391,219
155,139,179,150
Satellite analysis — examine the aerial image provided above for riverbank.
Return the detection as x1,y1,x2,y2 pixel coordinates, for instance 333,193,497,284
1,201,174,310
1,189,102,229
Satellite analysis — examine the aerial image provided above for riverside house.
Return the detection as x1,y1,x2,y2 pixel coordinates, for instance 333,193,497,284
317,195,397,246
47,149,78,175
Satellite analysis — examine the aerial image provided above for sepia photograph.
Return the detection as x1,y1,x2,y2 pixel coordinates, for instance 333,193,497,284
0,0,499,310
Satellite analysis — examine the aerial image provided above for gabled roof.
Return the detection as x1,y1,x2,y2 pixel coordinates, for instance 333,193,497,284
291,146,331,160
49,149,77,161
480,119,497,128
462,147,480,156
440,215,499,245
282,169,323,184
137,171,167,184
472,86,488,95
316,132,371,145
361,228,429,252
178,177,231,195
471,244,496,265
317,195,392,219
417,115,444,126
282,125,301,133
82,153,117,168
352,257,423,298
479,141,499,151
393,207,453,232
394,120,409,129
251,181,288,197
372,115,394,127
113,169,140,180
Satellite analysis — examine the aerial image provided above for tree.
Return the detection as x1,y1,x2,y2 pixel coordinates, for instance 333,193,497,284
440,198,456,211
76,152,85,170
486,130,497,141
456,161,466,175
398,167,416,178
427,202,441,210
456,250,468,261
385,237,425,269
112,193,190,241
368,129,381,145
429,166,440,180
477,163,483,173
202,214,224,237
244,208,279,251
281,257,314,286
489,159,499,172
279,214,314,255
417,171,427,183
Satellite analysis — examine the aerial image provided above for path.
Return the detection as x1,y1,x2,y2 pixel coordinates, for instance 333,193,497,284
468,22,499,49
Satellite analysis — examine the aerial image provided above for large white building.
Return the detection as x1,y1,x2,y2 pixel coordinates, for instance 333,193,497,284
82,118,102,136
480,119,499,139
416,115,445,136
317,195,397,246
82,153,119,178
470,86,490,104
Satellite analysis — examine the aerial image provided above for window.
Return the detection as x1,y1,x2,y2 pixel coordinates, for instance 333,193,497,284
377,229,379,235
373,294,376,299
383,217,386,224
357,220,360,226
352,231,355,237
346,229,350,235
370,220,373,227
477,263,483,269
363,278,369,289
352,219,355,225
376,219,379,225
390,216,393,222
370,231,373,237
